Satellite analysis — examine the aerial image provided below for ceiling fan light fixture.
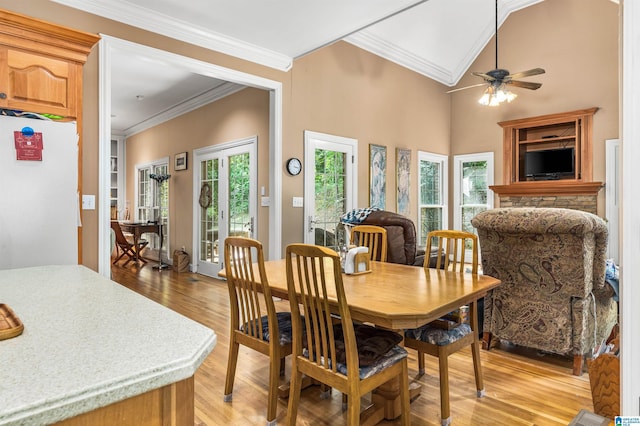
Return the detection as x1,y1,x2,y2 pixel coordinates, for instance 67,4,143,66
478,84,517,106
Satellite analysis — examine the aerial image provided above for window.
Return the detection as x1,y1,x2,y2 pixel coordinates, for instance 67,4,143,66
135,159,170,253
417,151,448,247
453,152,494,235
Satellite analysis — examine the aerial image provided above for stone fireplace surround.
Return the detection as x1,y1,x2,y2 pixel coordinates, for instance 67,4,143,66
498,194,597,214
490,181,603,215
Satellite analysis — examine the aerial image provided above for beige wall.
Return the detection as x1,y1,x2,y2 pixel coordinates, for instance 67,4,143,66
0,0,290,270
450,0,619,216
0,0,619,269
284,41,451,248
125,88,270,257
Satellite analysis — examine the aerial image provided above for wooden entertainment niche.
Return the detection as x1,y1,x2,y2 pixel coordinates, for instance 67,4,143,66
491,107,602,197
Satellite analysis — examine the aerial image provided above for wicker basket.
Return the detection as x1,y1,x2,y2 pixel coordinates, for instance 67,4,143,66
588,350,620,419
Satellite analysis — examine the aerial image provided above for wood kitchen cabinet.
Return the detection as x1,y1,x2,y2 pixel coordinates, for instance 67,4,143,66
0,47,79,118
0,9,99,120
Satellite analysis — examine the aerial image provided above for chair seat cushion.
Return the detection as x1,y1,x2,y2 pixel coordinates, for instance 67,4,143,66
405,322,472,346
242,312,296,346
333,323,403,366
337,345,408,380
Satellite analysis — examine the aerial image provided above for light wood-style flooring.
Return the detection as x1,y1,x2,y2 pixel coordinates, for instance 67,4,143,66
110,262,595,425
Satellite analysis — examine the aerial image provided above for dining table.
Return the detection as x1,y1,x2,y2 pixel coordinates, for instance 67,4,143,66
219,258,501,425
118,221,162,264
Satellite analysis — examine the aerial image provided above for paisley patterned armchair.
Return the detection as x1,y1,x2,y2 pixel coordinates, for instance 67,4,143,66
471,207,617,375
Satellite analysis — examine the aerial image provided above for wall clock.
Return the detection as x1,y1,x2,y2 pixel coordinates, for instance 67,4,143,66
286,158,302,176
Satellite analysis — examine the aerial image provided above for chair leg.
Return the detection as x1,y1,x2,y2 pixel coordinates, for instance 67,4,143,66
438,349,452,426
286,362,303,426
347,390,360,425
418,350,426,375
400,360,411,426
223,340,240,402
266,352,281,425
471,338,485,396
279,357,286,376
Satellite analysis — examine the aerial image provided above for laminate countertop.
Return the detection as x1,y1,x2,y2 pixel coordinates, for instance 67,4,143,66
0,265,217,425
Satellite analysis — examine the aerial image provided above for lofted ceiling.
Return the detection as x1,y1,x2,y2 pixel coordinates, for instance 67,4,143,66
52,0,542,135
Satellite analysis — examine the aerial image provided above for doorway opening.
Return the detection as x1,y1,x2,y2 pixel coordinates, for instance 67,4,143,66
98,35,283,277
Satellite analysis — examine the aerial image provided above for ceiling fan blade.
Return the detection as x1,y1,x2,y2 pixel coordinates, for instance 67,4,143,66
507,80,542,90
507,68,546,80
446,83,487,94
471,71,496,82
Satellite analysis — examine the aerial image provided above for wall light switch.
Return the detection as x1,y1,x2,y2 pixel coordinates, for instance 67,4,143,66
82,194,96,210
292,197,304,208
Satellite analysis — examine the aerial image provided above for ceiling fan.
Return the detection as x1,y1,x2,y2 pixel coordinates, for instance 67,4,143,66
448,0,545,106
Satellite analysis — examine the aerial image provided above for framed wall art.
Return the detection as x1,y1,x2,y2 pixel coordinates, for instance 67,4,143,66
175,152,187,171
396,148,411,216
369,144,386,209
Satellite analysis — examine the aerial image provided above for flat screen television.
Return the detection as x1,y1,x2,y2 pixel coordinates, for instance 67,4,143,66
524,147,575,180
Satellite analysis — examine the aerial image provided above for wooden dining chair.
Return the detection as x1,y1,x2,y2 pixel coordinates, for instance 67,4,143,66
110,220,148,265
404,230,483,426
285,243,411,425
223,237,293,426
350,225,388,262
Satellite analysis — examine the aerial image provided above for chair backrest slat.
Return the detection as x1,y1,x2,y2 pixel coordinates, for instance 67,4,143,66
286,244,358,376
225,237,276,341
350,225,388,262
426,230,478,274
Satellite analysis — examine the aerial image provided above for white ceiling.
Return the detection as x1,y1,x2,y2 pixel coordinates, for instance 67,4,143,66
53,0,542,135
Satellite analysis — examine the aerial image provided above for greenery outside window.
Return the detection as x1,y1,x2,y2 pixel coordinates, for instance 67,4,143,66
418,151,448,248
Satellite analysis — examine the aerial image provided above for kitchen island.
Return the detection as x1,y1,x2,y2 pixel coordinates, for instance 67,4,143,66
0,265,217,425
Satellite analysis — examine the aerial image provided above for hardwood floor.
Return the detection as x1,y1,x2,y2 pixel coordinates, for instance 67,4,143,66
110,262,595,425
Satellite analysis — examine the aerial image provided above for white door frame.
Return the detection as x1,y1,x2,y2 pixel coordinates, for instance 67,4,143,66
605,139,620,263
98,35,283,277
303,131,358,245
192,137,257,276
621,1,640,414
452,152,494,231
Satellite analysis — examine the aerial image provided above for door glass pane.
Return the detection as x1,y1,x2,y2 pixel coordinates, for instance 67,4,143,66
314,148,346,251
228,152,251,238
153,164,169,251
200,159,219,263
462,161,488,205
138,168,150,221
461,160,488,237
419,158,444,245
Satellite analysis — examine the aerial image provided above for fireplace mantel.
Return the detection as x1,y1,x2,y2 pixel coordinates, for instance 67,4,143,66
490,181,604,196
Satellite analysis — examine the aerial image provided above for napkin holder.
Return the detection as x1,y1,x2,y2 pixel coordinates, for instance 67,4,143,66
344,246,371,275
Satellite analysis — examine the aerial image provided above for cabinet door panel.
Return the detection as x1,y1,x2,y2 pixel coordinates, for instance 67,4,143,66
4,48,77,117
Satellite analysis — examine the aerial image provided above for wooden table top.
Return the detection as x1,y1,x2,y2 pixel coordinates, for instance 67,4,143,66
222,259,501,330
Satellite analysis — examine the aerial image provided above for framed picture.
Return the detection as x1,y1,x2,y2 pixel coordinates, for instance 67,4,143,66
396,148,411,216
175,152,187,171
369,144,386,209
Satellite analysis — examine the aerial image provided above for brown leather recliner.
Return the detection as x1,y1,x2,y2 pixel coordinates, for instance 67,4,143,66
361,210,424,265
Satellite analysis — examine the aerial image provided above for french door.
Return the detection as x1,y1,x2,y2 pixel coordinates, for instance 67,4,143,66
303,131,357,251
193,138,257,277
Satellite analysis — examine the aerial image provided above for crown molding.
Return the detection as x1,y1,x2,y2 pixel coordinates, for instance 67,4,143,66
121,82,245,137
344,31,453,86
52,0,293,71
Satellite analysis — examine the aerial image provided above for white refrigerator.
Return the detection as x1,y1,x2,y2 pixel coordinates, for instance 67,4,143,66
0,114,79,269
